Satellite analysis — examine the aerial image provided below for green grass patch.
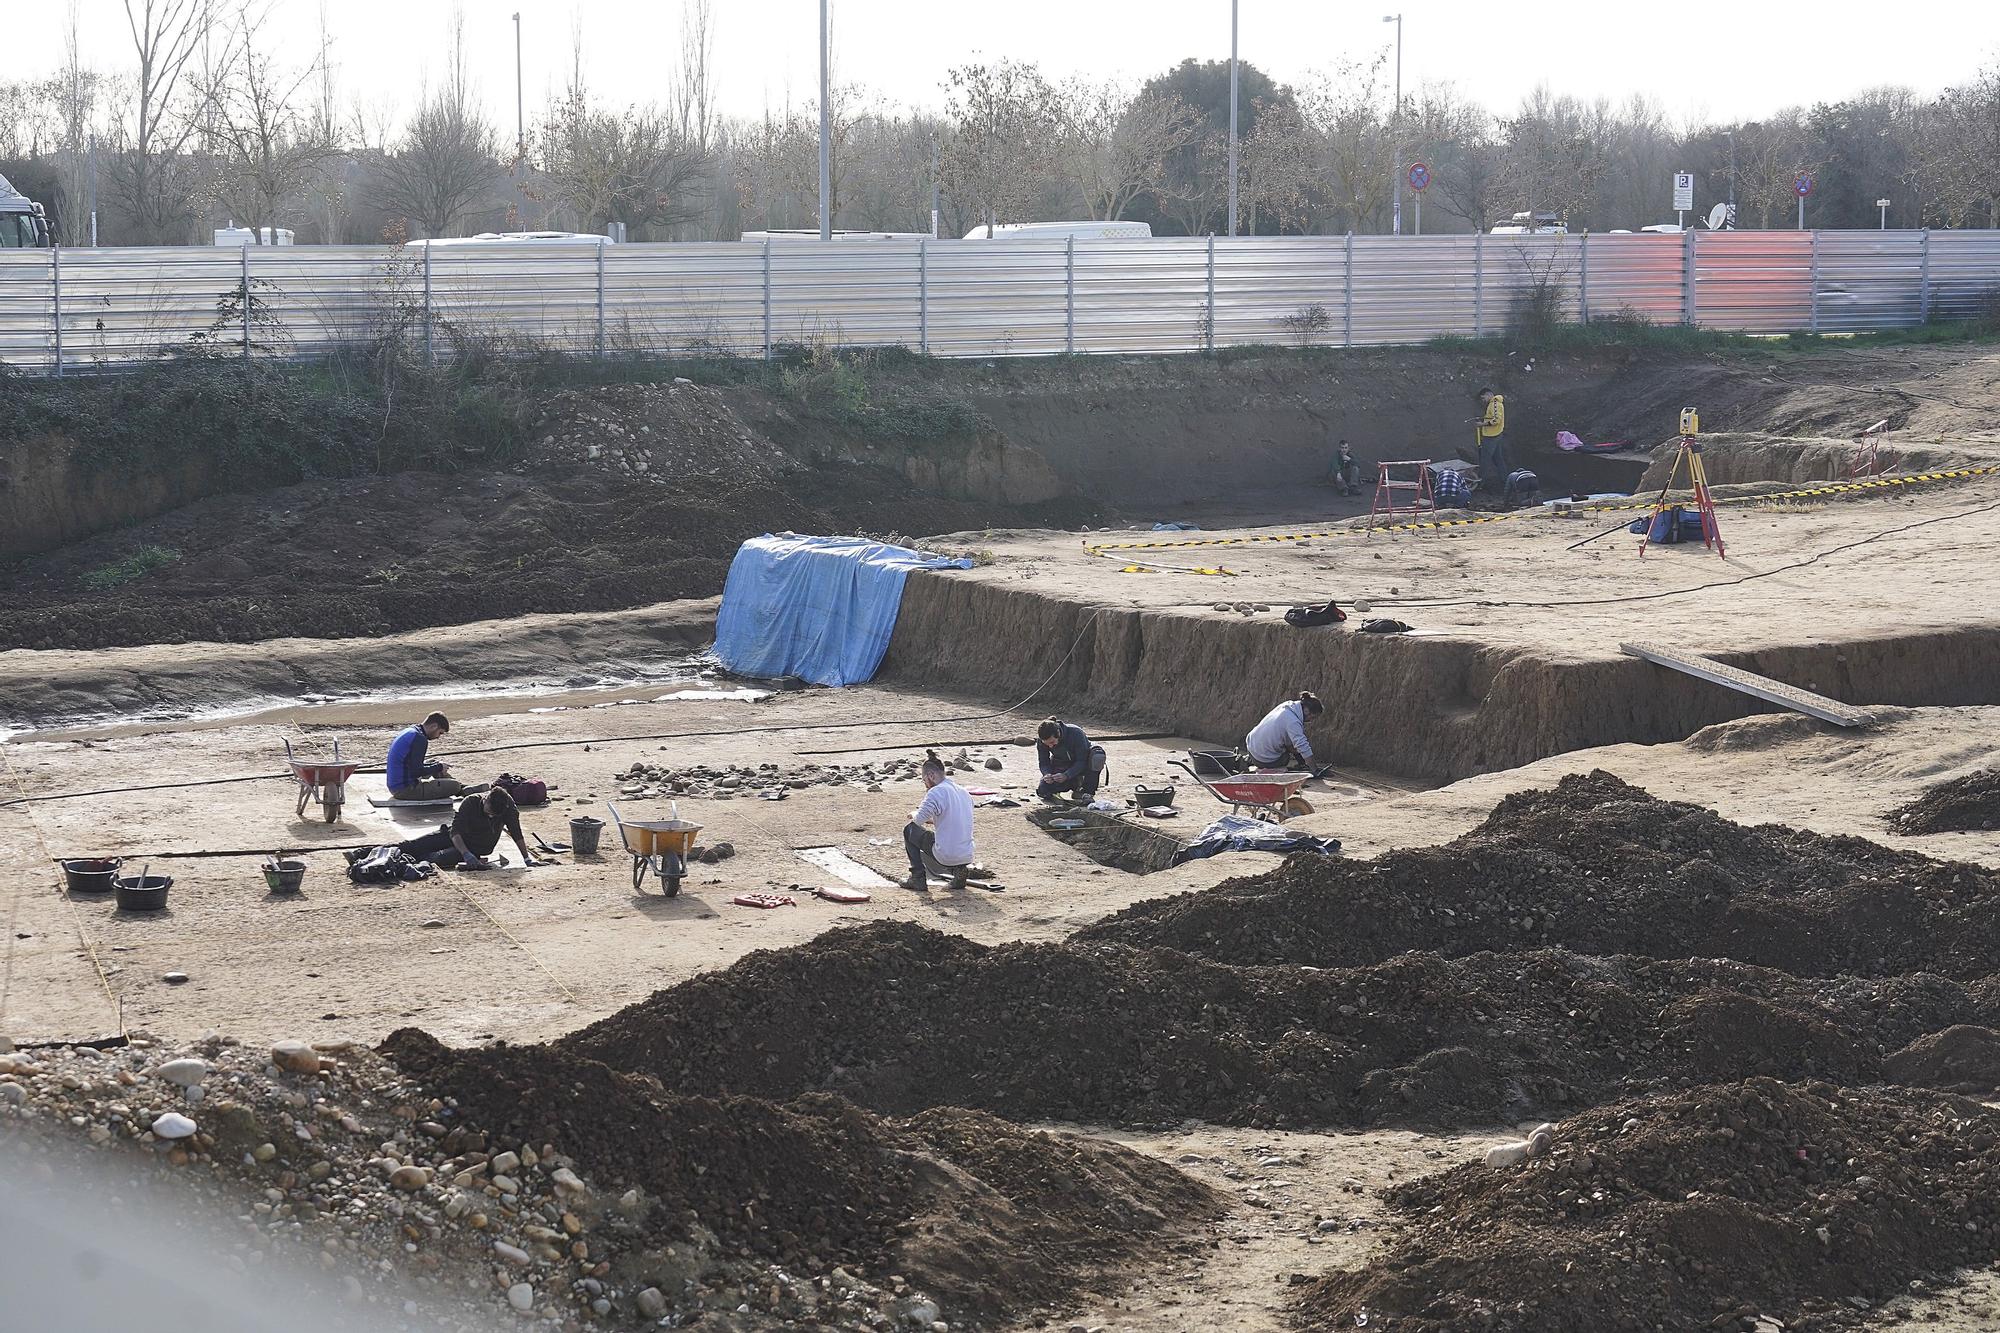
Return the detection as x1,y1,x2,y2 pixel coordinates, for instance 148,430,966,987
81,544,180,589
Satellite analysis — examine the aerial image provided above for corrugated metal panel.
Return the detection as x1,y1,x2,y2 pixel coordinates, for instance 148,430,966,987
6,231,2000,374
1580,234,1685,325
1694,231,1812,331
0,252,53,372
1926,231,2000,324
1814,231,1924,332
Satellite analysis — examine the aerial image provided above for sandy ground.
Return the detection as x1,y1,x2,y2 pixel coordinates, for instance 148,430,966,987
956,439,2000,659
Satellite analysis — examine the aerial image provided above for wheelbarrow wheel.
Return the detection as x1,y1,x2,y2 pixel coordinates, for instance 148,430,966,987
664,874,683,897
323,783,343,825
663,851,685,897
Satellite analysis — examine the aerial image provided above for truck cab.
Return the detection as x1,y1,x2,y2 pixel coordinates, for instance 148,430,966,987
0,173,52,248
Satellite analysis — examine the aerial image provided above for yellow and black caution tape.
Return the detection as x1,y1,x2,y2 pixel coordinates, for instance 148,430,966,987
1087,463,2000,564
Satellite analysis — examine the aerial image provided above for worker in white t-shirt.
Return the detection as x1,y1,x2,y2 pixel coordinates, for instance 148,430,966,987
903,750,975,891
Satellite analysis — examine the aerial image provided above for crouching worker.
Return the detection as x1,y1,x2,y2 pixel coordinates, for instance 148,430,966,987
1036,717,1107,802
1245,691,1324,771
399,788,545,870
386,712,469,801
903,750,975,891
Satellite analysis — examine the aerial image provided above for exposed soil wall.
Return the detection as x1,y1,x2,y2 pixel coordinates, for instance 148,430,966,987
879,575,2000,780
0,431,221,558
1635,433,1978,489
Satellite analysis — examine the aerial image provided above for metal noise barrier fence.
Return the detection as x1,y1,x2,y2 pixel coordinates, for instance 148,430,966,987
3,230,2000,375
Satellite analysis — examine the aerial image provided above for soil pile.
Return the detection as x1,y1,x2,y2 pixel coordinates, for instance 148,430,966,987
381,1029,1220,1324
526,381,800,485
1297,1077,2000,1333
1082,771,2000,979
1889,768,2000,834
554,921,2000,1130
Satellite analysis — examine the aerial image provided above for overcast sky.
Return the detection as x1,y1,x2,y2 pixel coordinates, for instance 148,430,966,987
6,0,1996,133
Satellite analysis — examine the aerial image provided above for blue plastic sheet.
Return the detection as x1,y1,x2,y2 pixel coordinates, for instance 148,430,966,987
713,534,971,687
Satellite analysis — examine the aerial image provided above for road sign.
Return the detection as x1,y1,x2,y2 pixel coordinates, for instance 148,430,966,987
1794,174,1814,197
1673,172,1694,212
1408,162,1430,192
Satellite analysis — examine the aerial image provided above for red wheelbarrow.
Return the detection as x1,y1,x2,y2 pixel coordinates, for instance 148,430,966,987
284,737,361,824
1169,759,1312,824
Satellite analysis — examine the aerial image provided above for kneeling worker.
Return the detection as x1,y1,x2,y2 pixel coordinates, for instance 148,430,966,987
399,787,545,870
1245,691,1324,771
904,750,975,891
386,712,468,801
1036,717,1107,802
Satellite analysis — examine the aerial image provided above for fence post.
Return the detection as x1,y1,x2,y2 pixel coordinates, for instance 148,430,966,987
1473,232,1484,338
1682,229,1697,326
594,242,606,359
1204,234,1215,354
1343,231,1355,346
422,243,434,366
1808,229,1820,334
918,239,928,355
241,243,252,361
1064,235,1075,355
761,239,773,361
1578,233,1590,324
51,246,63,378
1918,228,1932,324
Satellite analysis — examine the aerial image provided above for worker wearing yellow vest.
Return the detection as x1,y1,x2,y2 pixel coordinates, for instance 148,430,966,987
1476,387,1511,490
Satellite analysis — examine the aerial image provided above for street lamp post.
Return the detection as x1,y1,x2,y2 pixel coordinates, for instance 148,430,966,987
1725,128,1736,226
1877,198,1891,229
512,12,524,164
1227,0,1239,237
1384,13,1402,236
818,0,832,240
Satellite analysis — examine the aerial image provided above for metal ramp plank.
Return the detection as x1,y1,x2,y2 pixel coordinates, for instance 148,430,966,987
1620,641,1869,727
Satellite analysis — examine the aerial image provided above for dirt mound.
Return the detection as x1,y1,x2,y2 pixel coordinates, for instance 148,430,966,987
1884,1025,2000,1093
527,381,801,485
1296,1077,2000,1333
379,1028,1218,1323
551,920,2000,1131
1889,768,2000,834
1081,771,2000,979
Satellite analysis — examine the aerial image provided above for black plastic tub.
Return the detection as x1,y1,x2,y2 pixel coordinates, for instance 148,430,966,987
62,858,122,894
114,874,173,912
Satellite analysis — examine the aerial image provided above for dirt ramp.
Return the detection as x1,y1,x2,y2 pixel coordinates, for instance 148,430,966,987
379,1028,1218,1324
1297,1078,2000,1333
1082,771,2000,978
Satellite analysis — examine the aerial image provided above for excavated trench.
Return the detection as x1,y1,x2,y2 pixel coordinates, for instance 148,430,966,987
1024,805,1185,874
879,574,2000,782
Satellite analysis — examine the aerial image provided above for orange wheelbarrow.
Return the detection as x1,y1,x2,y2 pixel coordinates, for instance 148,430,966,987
608,802,701,897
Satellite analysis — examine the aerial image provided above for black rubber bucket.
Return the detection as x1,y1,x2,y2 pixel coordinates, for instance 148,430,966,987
62,858,122,894
114,874,173,912
569,816,604,856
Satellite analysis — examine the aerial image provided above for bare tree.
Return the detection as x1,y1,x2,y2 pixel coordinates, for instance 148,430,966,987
534,91,711,238
1736,113,1814,228
1299,55,1395,233
114,0,212,242
939,58,1060,232
1056,79,1201,221
672,0,718,154
377,11,500,238
1239,98,1317,233
1497,85,1609,225
197,4,337,240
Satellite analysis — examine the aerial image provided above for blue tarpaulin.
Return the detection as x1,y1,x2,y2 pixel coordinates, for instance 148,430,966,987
713,534,972,687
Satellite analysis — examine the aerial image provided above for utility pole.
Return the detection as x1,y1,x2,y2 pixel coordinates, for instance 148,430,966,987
1384,13,1402,235
511,13,525,164
1726,127,1737,224
818,0,832,240
1226,0,1239,237
930,133,941,239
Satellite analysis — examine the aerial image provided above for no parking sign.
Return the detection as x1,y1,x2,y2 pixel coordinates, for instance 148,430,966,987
1408,162,1430,192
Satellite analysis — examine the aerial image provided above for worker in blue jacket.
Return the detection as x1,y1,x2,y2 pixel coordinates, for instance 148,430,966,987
1036,717,1107,802
385,711,470,801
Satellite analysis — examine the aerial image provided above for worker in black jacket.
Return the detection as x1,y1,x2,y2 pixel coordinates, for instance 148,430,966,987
1036,717,1107,802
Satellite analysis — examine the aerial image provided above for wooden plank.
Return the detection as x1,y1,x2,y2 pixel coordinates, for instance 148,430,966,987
1620,641,1869,728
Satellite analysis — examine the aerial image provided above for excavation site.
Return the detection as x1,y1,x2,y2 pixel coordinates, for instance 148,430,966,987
8,336,2000,1333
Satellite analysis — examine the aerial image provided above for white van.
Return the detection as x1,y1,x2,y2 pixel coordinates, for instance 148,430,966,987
962,220,1152,241
1489,211,1567,236
739,229,935,243
406,232,614,248
213,225,295,246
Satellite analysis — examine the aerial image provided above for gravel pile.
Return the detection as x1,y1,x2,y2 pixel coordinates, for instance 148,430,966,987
1297,1077,2000,1333
551,921,2000,1130
1888,768,2000,835
1082,771,2000,979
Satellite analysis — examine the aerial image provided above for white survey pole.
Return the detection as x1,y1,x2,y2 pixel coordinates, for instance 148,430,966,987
1226,0,1239,237
818,0,832,240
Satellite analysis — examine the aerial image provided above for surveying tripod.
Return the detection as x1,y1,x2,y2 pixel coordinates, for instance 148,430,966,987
1638,408,1724,559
